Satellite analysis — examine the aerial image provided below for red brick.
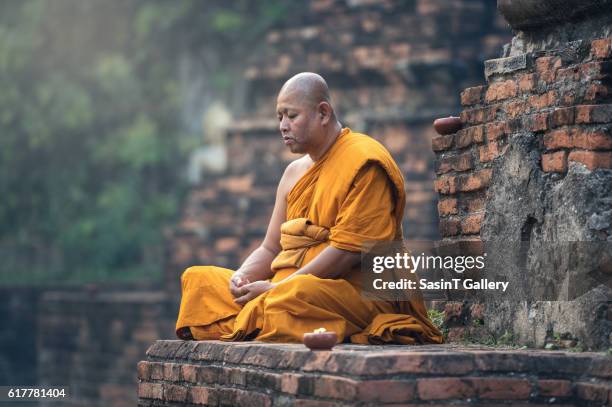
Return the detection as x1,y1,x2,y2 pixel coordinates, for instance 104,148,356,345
485,80,518,102
281,373,300,394
580,61,612,80
461,213,484,234
556,66,580,82
137,361,150,380
417,378,476,400
591,38,612,59
535,56,562,83
439,218,460,237
164,384,188,402
433,176,456,195
138,382,163,400
575,104,612,124
504,118,522,134
163,363,181,382
234,389,271,407
523,112,549,132
538,379,572,397
544,129,573,150
182,364,198,383
568,150,612,170
479,141,507,162
561,91,577,106
485,121,506,141
528,90,557,110
313,376,358,400
465,196,485,212
357,380,415,402
518,73,537,92
149,362,164,380
197,366,220,383
505,100,528,119
461,85,486,106
458,169,493,192
542,151,568,173
572,129,612,150
432,134,454,151
584,83,609,102
549,107,575,128
575,382,609,402
438,198,458,216
190,386,215,405
456,125,485,148
436,152,473,174
469,377,532,400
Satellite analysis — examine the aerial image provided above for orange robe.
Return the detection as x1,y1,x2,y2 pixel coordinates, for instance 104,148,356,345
176,128,442,344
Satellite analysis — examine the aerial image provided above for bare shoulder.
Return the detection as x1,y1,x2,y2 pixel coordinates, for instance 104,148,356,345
279,155,313,195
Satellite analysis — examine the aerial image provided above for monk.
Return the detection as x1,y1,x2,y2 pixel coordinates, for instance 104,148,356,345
175,72,442,345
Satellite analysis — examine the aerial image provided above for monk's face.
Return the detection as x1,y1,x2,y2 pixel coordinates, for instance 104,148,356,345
276,89,323,155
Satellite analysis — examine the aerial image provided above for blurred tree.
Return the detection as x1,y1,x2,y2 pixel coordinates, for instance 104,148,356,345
0,0,293,284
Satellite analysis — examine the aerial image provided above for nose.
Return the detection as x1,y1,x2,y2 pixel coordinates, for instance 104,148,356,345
279,116,289,134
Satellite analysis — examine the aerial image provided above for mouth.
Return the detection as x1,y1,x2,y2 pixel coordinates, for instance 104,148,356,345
283,136,295,145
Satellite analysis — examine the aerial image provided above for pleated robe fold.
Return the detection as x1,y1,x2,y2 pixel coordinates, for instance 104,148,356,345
175,128,443,344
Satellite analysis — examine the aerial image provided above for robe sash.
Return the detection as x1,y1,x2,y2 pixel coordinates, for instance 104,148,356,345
270,218,330,271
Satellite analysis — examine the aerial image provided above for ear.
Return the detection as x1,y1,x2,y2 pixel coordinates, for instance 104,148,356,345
317,102,333,126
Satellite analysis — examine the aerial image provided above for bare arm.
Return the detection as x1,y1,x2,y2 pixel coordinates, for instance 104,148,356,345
229,160,299,297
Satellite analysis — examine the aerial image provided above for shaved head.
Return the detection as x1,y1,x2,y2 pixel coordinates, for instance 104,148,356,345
278,72,332,109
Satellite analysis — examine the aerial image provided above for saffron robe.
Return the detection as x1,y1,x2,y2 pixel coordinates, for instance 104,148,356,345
176,128,443,344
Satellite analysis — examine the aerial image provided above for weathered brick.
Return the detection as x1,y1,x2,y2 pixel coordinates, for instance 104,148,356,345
568,150,612,169
485,80,518,102
461,85,486,106
234,389,272,407
245,370,282,391
575,382,609,402
464,195,485,212
197,366,220,384
137,361,150,380
438,198,458,216
313,376,358,400
461,213,484,234
542,151,568,173
433,176,456,195
479,141,507,163
138,383,163,400
591,38,612,59
584,83,609,102
572,129,612,150
435,152,473,174
504,118,522,134
528,90,557,110
535,56,562,83
505,100,528,119
549,107,575,128
461,107,486,125
190,386,216,405
556,66,580,82
163,363,181,382
544,129,573,149
580,61,612,80
469,377,532,399
164,384,188,402
456,125,484,148
439,218,460,237
417,378,476,400
357,380,415,402
485,121,506,142
523,112,549,132
576,104,612,124
432,134,454,151
538,379,572,397
458,169,493,192
149,362,164,381
181,364,198,383
518,73,537,92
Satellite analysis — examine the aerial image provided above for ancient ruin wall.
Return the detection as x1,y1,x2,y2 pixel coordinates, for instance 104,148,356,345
433,0,612,349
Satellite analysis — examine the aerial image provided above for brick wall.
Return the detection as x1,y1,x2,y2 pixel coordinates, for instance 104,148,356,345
137,340,612,406
165,0,511,294
38,289,175,407
432,1,612,349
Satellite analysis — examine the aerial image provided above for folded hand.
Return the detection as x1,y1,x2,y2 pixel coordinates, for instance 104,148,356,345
233,280,276,306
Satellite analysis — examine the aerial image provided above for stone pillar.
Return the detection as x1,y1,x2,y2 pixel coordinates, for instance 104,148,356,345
433,0,612,349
